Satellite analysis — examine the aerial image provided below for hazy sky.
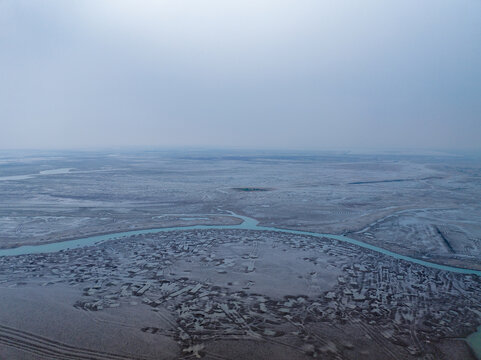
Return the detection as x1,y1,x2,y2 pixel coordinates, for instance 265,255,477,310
1,1,480,150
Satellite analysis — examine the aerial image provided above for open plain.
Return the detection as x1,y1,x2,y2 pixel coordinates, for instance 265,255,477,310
0,150,480,359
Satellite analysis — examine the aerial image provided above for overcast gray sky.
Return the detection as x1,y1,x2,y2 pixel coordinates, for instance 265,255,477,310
1,0,480,150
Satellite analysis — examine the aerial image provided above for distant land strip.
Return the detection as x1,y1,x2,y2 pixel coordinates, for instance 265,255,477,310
231,187,273,192
348,176,443,185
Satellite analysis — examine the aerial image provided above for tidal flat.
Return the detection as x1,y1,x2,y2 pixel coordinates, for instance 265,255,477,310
0,150,480,359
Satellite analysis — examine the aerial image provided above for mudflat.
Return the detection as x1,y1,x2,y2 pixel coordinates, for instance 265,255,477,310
0,150,480,359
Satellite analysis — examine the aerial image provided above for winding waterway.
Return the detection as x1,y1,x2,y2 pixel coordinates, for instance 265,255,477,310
0,212,480,276
0,212,480,357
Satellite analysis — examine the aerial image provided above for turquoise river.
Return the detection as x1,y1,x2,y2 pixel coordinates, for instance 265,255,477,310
0,212,479,358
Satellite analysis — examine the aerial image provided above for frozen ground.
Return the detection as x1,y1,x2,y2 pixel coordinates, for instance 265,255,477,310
0,149,480,359
0,150,480,269
0,229,479,359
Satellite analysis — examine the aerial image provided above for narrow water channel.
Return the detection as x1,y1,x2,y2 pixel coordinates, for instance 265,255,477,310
1,212,479,357
1,212,479,276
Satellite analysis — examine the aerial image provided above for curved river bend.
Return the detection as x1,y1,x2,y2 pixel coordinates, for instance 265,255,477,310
1,212,480,358
0,212,479,277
